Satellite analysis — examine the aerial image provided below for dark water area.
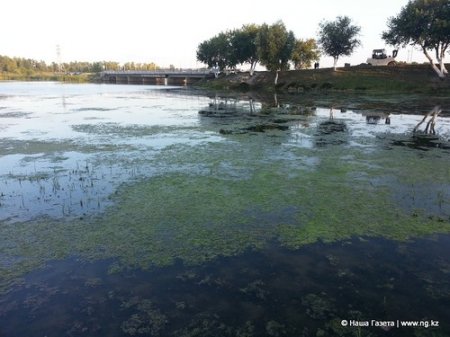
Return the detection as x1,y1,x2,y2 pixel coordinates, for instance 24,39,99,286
1,82,450,336
1,235,450,337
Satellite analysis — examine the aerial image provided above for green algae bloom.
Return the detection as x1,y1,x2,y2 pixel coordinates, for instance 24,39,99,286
1,132,449,292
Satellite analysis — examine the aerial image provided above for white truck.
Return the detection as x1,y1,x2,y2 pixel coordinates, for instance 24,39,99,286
366,49,398,66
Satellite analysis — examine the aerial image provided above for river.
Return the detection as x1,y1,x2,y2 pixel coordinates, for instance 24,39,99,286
0,81,449,336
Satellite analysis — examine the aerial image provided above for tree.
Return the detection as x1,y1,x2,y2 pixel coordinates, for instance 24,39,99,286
91,62,104,73
142,62,159,71
196,32,236,72
291,39,320,69
382,0,450,79
230,24,261,76
318,16,361,70
103,61,120,71
0,56,18,73
257,21,296,85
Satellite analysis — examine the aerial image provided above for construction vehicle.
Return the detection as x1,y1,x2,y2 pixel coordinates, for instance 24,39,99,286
366,49,398,66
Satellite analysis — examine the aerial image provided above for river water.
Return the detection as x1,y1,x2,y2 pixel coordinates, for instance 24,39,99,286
0,81,449,336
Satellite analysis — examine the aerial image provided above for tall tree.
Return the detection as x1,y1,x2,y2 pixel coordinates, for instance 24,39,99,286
196,32,235,72
318,16,361,70
291,39,321,69
257,21,296,85
230,24,261,76
91,62,104,73
103,61,120,71
382,0,450,79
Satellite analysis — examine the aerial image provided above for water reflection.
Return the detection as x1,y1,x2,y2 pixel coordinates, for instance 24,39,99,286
390,106,450,150
198,95,300,136
363,112,391,124
413,105,441,134
1,85,449,222
312,106,348,147
198,95,258,117
198,95,450,150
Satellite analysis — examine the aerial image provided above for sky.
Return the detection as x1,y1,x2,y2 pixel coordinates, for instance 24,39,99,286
1,0,425,69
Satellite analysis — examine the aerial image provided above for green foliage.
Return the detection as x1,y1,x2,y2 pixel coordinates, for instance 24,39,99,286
196,32,235,70
382,0,450,78
122,62,159,71
256,21,296,73
230,24,261,74
197,21,327,80
0,55,44,73
103,61,120,71
0,54,162,76
318,16,361,69
382,0,450,49
291,39,320,69
197,25,261,72
91,62,104,73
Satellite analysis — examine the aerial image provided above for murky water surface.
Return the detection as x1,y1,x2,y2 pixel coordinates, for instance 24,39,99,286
0,82,450,336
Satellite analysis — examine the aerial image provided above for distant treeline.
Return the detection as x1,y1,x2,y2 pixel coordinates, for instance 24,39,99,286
0,55,164,74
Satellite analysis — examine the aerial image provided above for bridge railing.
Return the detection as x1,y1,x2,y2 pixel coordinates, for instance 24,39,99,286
101,69,212,76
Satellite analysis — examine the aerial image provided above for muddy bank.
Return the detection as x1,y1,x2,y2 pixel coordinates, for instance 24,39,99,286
197,64,450,93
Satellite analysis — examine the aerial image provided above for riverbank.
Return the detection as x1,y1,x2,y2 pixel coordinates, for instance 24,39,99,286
197,64,450,93
2,64,450,94
0,71,94,83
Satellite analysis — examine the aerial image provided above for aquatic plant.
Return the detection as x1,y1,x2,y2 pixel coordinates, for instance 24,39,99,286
1,135,450,294
301,293,336,320
121,298,168,336
265,320,287,337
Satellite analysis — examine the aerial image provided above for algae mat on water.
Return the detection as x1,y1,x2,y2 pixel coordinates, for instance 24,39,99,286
1,135,450,292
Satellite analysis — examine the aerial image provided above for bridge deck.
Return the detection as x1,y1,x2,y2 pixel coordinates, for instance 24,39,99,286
101,70,213,79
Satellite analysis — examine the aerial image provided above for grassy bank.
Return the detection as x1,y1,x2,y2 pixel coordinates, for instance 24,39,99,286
198,64,450,93
0,71,95,83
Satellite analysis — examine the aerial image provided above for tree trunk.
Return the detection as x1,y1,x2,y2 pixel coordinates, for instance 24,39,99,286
439,48,448,75
423,47,446,79
442,63,448,75
333,57,338,71
440,59,448,75
435,45,448,75
274,70,279,85
249,62,256,76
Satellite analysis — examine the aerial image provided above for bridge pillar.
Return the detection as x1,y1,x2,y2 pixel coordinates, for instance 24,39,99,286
164,78,168,86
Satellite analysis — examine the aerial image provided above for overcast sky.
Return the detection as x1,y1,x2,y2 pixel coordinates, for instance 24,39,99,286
1,0,423,69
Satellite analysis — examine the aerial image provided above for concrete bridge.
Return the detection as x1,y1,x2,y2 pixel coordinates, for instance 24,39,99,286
99,70,214,85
